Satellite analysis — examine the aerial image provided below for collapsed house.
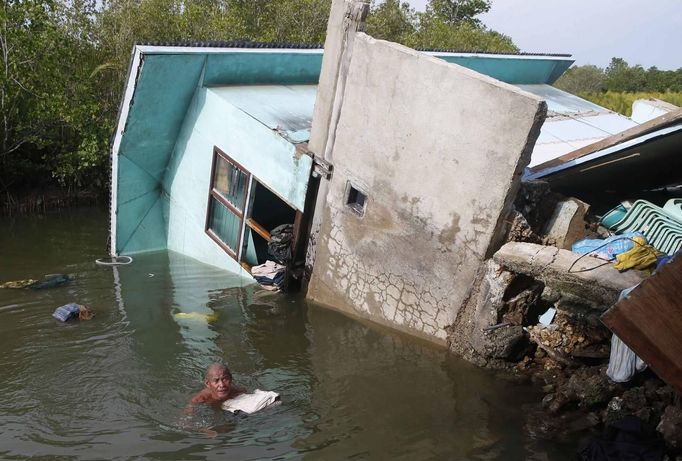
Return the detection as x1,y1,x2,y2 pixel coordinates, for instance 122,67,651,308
110,0,682,450
109,0,681,350
106,1,682,455
109,38,570,294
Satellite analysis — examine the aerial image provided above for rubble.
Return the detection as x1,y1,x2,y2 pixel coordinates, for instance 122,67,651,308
447,187,681,456
657,405,682,449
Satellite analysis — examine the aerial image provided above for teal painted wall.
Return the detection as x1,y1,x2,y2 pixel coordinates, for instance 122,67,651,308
116,54,206,254
115,51,315,263
203,52,323,86
162,86,312,272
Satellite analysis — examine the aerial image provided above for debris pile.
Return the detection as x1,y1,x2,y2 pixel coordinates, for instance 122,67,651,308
447,180,682,457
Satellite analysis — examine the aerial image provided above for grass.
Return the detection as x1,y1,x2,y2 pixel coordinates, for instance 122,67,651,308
577,91,682,116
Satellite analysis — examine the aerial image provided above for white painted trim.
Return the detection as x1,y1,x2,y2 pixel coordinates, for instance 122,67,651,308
528,124,682,179
136,45,323,55
424,51,574,61
110,47,143,256
237,175,254,261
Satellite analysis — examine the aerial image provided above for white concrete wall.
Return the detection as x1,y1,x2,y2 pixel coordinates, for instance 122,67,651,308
307,34,546,343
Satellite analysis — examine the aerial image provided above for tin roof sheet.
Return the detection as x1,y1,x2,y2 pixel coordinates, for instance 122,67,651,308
515,84,639,167
212,84,317,143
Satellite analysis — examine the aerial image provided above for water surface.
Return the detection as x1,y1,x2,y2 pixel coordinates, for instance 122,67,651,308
0,208,574,460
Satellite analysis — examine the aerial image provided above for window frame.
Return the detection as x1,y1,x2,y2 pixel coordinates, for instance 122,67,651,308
205,147,251,260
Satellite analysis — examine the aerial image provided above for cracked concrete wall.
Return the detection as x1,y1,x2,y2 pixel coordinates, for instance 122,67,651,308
307,34,546,343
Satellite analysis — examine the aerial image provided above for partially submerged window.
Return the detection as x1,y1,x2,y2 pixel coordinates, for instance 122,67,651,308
205,146,303,275
345,182,367,216
206,147,250,257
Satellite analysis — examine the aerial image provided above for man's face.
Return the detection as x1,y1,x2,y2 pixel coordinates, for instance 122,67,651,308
205,369,232,400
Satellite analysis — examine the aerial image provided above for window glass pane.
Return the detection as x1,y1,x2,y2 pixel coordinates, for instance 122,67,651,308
213,155,248,211
208,197,241,252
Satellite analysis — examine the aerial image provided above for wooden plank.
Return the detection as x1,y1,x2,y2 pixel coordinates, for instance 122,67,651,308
246,218,271,242
531,108,682,172
601,256,682,394
240,261,253,273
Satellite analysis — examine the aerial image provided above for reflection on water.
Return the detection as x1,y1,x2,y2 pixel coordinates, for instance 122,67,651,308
0,208,576,460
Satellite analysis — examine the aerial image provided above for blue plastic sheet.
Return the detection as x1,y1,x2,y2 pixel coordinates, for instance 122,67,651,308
52,303,81,322
571,232,644,260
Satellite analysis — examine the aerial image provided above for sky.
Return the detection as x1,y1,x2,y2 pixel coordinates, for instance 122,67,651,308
408,0,682,70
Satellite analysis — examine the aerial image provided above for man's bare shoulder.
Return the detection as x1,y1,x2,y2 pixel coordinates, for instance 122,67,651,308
190,389,211,404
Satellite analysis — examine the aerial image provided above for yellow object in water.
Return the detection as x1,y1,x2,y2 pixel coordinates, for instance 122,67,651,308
0,279,37,289
173,312,219,323
614,236,663,272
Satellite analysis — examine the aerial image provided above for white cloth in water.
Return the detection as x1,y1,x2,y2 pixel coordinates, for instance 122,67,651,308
251,261,285,278
221,390,280,414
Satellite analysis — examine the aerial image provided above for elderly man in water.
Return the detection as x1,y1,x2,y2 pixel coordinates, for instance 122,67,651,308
190,363,245,406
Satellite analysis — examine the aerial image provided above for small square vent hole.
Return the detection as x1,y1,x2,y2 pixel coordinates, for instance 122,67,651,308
345,182,367,216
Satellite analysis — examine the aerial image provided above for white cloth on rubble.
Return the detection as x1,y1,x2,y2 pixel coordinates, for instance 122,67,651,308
221,389,280,414
607,334,647,382
251,260,285,278
606,284,646,383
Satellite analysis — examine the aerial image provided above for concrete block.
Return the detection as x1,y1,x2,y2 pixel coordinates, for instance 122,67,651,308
543,197,590,249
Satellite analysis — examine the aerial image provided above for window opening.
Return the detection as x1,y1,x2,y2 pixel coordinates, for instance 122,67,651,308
241,180,297,267
205,147,318,294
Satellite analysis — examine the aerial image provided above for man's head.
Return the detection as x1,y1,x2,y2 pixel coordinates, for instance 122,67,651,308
204,363,233,401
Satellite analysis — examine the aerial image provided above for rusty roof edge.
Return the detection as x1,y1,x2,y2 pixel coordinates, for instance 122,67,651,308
133,40,572,58
135,40,324,49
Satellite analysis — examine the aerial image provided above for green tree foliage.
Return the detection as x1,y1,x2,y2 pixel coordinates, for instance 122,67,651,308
579,91,682,117
366,0,416,43
0,0,108,192
554,65,605,94
427,0,491,26
556,58,682,115
411,13,516,51
366,0,516,52
604,57,647,92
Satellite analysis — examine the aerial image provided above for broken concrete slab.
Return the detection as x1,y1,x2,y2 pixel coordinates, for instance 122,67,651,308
543,197,590,249
493,242,646,309
447,260,536,365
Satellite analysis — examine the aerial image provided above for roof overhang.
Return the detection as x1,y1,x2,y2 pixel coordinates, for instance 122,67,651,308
526,109,682,195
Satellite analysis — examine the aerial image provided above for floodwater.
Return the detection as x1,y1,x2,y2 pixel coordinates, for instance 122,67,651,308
0,208,576,460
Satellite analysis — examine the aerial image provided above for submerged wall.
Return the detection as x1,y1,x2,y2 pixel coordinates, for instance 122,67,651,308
307,34,546,343
162,86,312,273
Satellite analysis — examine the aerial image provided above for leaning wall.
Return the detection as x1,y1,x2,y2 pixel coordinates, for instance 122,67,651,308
307,33,546,343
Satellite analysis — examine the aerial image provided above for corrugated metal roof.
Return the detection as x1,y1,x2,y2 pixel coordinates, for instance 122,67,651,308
516,84,639,167
137,40,323,49
136,40,571,57
516,84,606,115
